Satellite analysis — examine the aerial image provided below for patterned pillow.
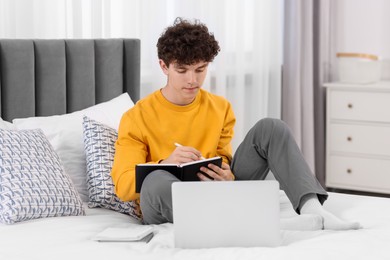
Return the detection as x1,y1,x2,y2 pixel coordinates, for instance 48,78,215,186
0,129,85,224
82,116,141,220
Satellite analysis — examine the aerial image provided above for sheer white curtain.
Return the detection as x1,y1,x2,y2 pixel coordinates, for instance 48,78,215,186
0,0,283,150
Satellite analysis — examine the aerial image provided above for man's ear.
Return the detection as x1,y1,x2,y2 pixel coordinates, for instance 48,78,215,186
159,59,169,75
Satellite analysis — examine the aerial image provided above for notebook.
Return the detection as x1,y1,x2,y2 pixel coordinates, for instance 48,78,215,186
92,223,154,243
135,156,222,193
172,180,281,248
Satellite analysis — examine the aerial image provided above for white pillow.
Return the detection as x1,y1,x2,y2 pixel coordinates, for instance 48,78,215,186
0,118,15,130
12,93,134,202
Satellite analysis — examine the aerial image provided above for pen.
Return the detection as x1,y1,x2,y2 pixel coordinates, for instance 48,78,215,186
174,142,205,160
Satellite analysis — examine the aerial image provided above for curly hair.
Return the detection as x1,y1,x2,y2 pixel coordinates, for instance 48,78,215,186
157,18,220,66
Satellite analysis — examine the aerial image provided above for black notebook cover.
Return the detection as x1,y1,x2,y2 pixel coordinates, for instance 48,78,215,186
135,156,222,193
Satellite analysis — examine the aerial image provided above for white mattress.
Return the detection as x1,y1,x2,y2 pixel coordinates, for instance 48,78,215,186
1,191,390,260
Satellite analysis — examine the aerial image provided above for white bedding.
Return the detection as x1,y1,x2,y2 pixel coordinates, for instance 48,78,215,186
1,191,389,260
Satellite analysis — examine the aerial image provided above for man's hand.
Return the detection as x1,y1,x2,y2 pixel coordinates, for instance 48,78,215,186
197,162,234,181
160,145,203,164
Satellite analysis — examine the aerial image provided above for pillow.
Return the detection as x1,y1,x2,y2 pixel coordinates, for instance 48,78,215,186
12,93,134,202
0,118,15,130
82,116,141,220
0,128,85,224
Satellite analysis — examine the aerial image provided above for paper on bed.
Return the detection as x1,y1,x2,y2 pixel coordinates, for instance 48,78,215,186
93,223,154,242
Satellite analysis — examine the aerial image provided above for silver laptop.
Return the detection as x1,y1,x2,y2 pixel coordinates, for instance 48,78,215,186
172,180,281,248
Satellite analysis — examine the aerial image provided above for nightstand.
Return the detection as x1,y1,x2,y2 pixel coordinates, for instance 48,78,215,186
324,82,390,194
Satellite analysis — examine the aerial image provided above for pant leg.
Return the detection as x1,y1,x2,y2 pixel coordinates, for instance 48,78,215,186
140,170,180,224
231,118,328,212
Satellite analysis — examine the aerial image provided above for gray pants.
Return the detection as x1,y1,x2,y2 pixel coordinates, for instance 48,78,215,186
140,118,328,224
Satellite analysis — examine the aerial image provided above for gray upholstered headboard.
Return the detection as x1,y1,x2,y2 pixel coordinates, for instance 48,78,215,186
0,39,140,122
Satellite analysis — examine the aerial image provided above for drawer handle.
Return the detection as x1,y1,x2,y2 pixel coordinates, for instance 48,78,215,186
347,136,352,142
347,103,353,109
346,168,352,174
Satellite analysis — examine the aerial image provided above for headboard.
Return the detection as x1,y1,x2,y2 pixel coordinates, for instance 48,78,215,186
0,39,140,122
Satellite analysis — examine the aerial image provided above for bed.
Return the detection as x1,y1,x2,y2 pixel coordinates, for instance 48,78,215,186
1,39,390,260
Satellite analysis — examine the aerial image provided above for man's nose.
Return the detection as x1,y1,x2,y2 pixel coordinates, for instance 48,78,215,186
187,71,196,84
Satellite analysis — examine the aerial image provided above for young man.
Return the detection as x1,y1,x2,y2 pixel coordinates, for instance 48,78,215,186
111,18,360,230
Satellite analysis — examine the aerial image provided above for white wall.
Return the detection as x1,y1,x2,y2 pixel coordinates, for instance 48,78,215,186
331,0,390,80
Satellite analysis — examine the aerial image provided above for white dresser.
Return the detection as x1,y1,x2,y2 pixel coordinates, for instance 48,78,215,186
324,82,390,194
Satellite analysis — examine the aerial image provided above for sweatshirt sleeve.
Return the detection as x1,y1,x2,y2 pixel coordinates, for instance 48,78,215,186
217,101,236,165
111,112,148,202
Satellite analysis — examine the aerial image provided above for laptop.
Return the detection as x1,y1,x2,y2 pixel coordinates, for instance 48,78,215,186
172,180,281,249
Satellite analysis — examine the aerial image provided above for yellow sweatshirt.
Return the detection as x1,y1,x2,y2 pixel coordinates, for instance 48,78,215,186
111,89,236,202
